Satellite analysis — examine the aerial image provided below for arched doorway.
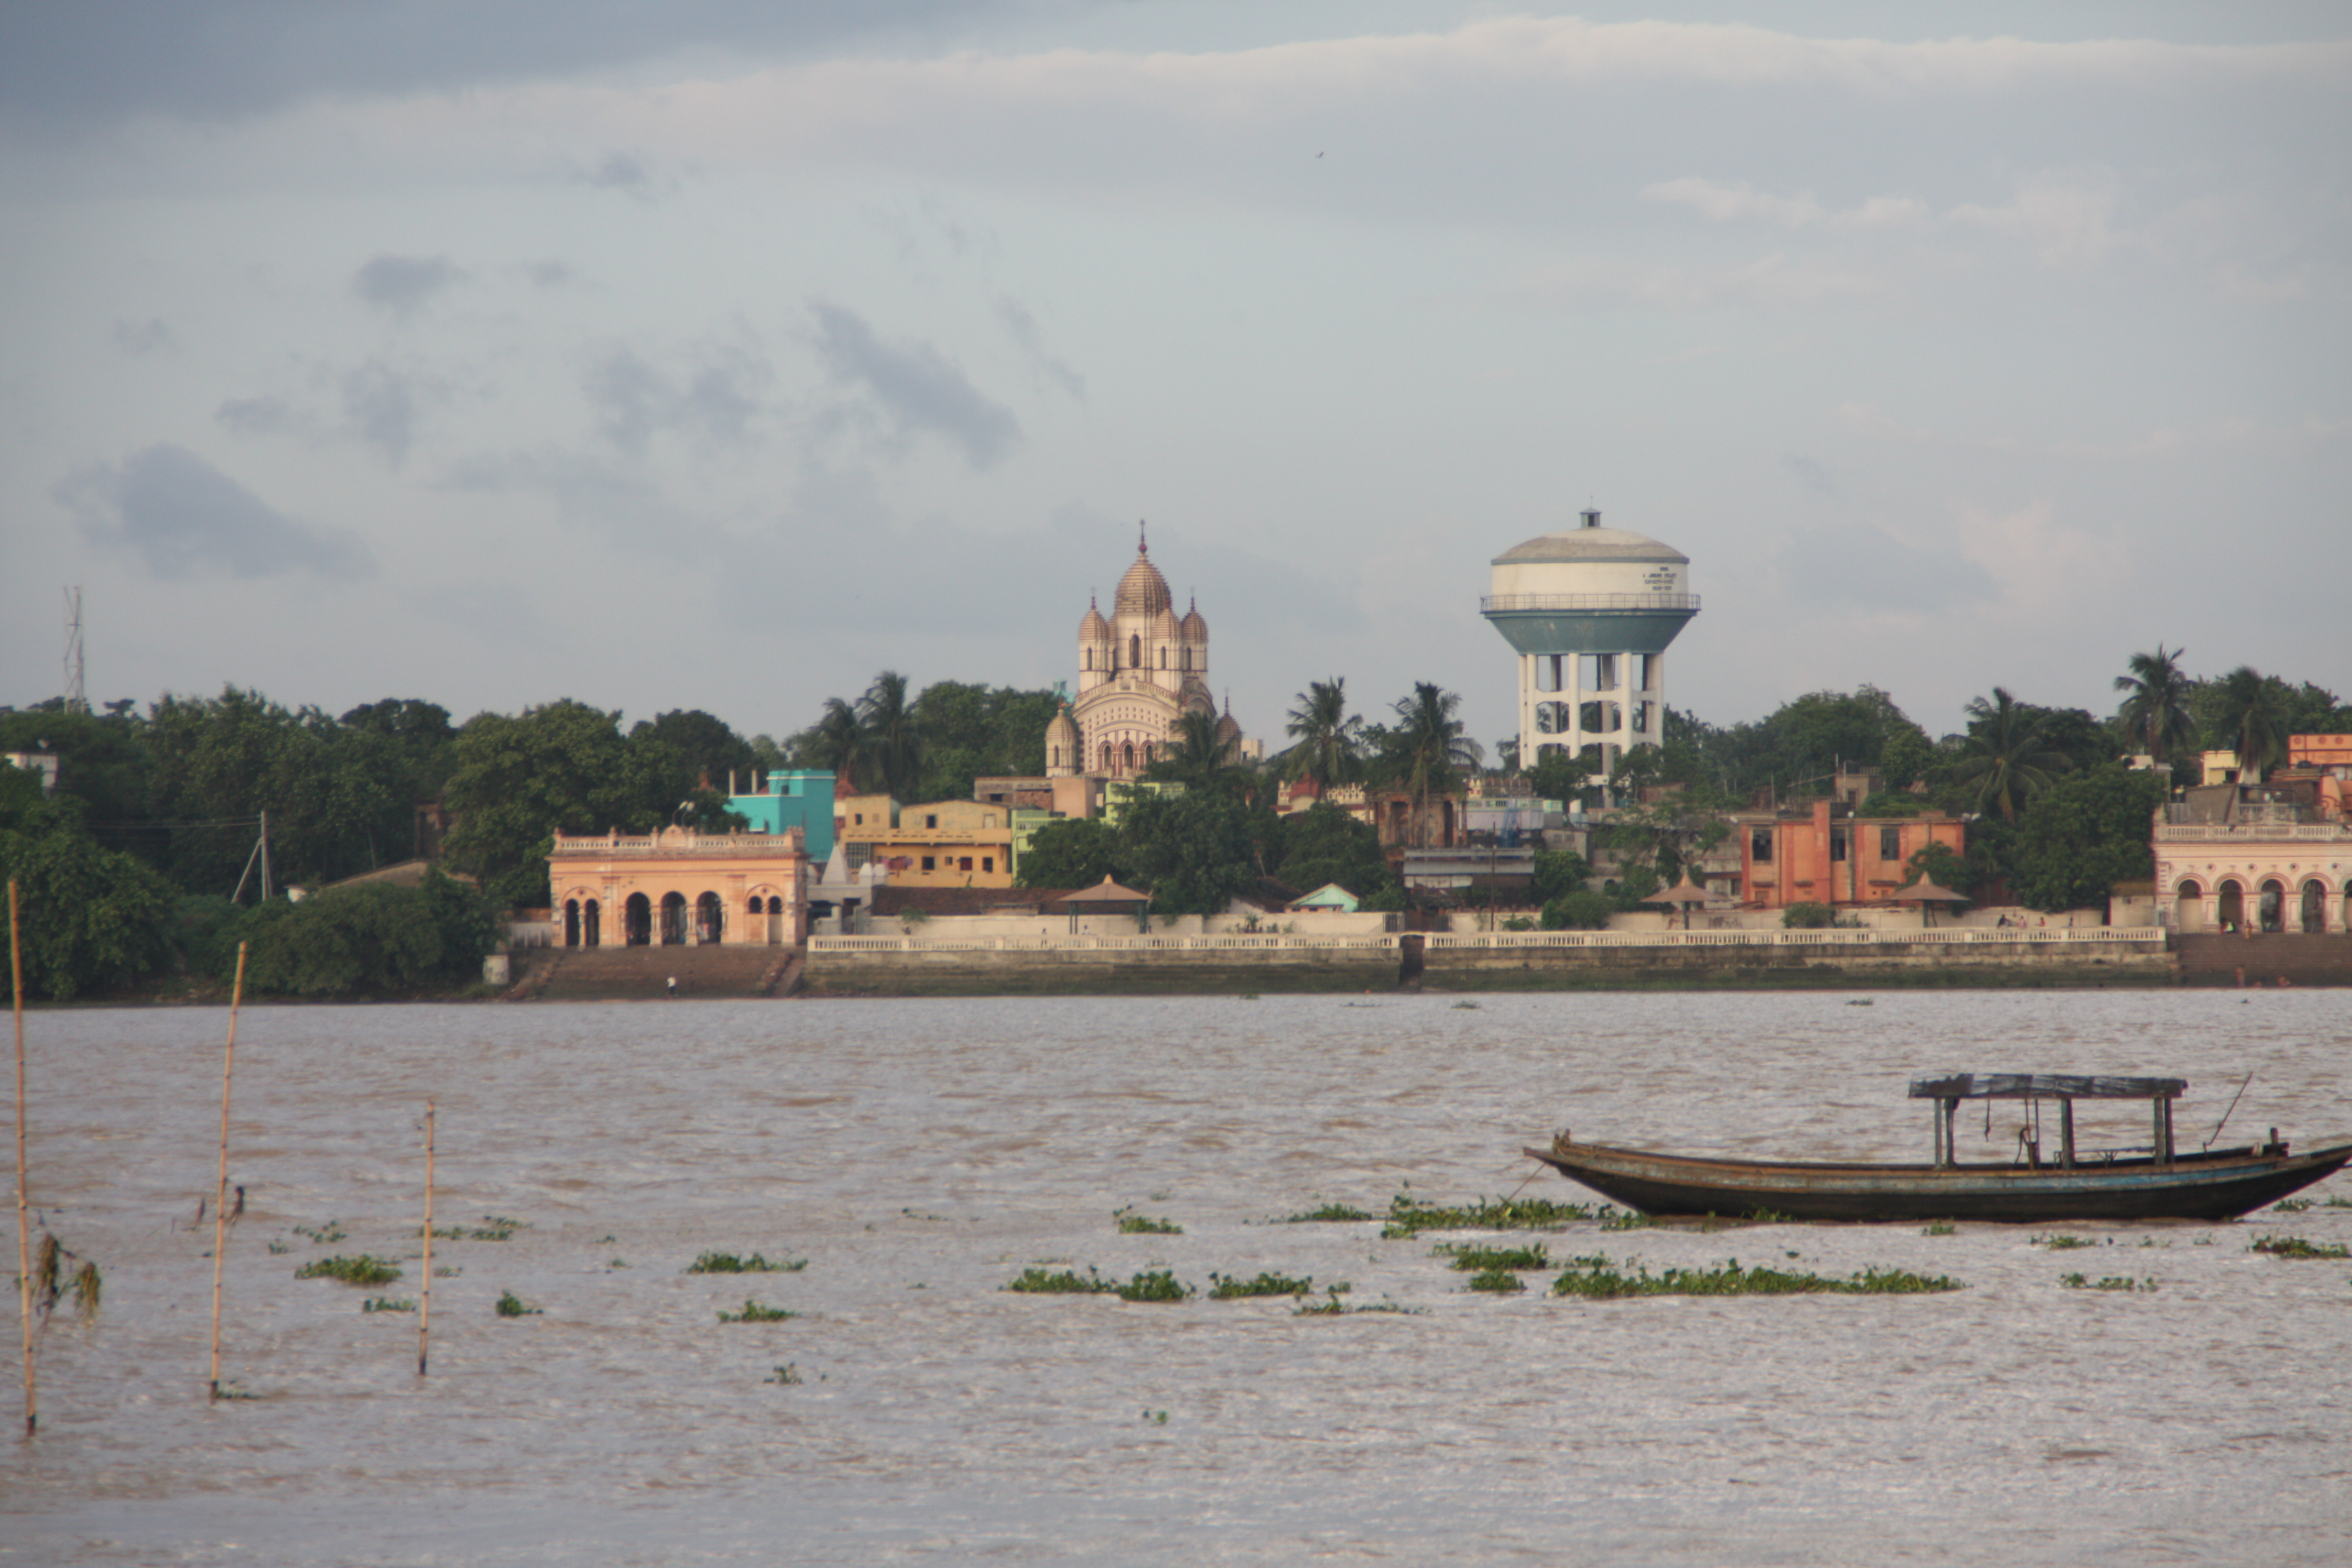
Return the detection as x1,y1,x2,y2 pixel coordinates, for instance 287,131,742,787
766,896,784,945
564,899,580,947
583,899,600,948
2173,880,2203,933
660,891,687,945
624,892,652,946
2301,879,2326,933
696,891,723,944
2215,880,2244,934
2257,879,2285,934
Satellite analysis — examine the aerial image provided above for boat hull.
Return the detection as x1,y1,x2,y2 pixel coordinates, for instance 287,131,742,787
1522,1139,2352,1223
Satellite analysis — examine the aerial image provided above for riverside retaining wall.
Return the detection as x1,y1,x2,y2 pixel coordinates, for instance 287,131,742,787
803,929,2176,995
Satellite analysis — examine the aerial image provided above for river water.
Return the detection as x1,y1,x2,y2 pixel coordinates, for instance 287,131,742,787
4,990,2349,1566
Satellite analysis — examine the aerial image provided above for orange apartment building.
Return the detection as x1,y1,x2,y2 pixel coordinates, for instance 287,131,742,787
1738,800,1966,912
838,797,1016,888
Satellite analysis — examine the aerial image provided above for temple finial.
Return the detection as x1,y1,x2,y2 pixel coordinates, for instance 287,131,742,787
1137,518,1147,554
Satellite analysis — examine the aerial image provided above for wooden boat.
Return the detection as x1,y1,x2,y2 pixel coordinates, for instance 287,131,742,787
1523,1072,2352,1223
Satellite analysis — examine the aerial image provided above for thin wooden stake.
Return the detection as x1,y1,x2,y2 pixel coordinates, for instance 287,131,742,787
207,942,246,1402
418,1101,434,1377
10,881,35,1438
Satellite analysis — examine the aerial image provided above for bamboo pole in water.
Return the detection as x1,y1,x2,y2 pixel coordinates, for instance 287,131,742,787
10,881,34,1438
418,1101,434,1376
207,943,246,1402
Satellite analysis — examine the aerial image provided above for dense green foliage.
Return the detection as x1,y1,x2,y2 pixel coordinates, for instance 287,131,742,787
230,870,500,997
2007,765,2169,912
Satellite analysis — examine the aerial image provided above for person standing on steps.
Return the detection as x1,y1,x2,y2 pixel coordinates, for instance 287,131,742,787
667,976,678,997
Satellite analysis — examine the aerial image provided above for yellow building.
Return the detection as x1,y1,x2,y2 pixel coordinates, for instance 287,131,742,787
841,798,1016,888
547,825,808,947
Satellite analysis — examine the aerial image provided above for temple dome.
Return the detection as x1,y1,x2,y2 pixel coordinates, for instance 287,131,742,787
1079,599,1108,640
1180,598,1207,640
1115,545,1174,618
1046,705,1079,744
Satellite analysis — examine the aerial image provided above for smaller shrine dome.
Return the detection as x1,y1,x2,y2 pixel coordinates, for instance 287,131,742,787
1079,598,1109,641
1214,706,1242,745
1046,704,1079,747
1180,598,1208,641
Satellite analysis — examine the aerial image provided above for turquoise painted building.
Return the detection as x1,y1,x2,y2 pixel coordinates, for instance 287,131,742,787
729,771,836,859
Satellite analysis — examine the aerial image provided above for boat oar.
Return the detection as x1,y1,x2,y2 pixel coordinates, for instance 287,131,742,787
2202,1073,2255,1151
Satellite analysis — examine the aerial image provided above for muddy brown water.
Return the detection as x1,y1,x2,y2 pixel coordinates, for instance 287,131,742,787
5,991,2349,1565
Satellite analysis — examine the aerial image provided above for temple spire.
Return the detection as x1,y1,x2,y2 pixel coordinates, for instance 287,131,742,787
1137,518,1147,554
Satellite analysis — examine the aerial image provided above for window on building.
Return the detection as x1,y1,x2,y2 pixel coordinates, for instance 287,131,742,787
853,813,863,825
1159,646,1167,668
1085,649,1092,671
1880,826,1901,861
921,856,936,872
982,857,994,873
1130,633,1141,667
982,814,995,827
845,843,873,869
959,857,973,872
1830,829,1848,862
925,814,938,829
1751,829,1772,862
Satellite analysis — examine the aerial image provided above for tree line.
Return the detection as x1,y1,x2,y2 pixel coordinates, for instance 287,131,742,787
3,651,2343,997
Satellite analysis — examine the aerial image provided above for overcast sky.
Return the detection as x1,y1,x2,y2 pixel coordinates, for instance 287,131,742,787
4,2,2346,756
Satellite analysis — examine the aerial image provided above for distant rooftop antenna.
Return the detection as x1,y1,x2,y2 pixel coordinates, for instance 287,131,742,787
1580,509,1602,530
63,586,86,712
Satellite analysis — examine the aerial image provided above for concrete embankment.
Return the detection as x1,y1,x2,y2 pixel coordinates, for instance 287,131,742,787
801,930,2181,997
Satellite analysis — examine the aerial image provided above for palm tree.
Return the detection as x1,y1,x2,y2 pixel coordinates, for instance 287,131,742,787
857,671,925,803
1145,710,1253,794
2210,665,2288,781
810,698,868,793
1953,687,2068,821
1282,678,1366,793
1385,682,1484,848
2113,644,2192,765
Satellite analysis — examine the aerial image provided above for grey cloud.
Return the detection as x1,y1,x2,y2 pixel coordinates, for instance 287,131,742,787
809,302,1020,469
1782,454,1836,495
60,443,375,581
353,254,462,319
342,361,438,466
582,340,769,456
111,318,174,355
437,445,717,546
996,295,1085,402
583,151,677,201
1776,521,1994,614
524,261,575,288
0,3,1026,132
216,394,298,435
404,581,547,646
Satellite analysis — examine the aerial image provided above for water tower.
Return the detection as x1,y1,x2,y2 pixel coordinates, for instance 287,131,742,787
1481,509,1699,777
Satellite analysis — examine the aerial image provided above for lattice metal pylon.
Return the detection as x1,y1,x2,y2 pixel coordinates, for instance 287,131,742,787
63,586,86,713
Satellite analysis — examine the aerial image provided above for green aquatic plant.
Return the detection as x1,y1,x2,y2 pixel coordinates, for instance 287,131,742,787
494,1290,542,1317
717,1300,798,1322
30,1233,103,1327
1550,1256,1964,1300
291,1222,347,1245
684,1251,808,1274
1921,1221,1956,1237
2060,1273,2157,1292
1114,1207,1183,1235
1442,1243,1548,1272
1283,1202,1373,1223
1116,1270,1193,1303
1464,1267,1525,1293
2269,1198,2312,1213
1206,1270,1317,1299
2031,1234,2100,1250
295,1255,402,1287
766,1363,804,1385
1598,1207,1659,1232
1380,1191,1598,1239
428,1214,528,1242
2251,1235,2350,1260
1006,1266,1116,1294
362,1297,417,1313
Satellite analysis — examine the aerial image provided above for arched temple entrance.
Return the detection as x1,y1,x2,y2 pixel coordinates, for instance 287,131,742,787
2301,879,2327,934
2173,880,2203,932
2216,880,2244,934
660,891,688,945
696,891,723,945
583,898,600,948
564,899,580,947
624,892,652,946
2258,878,2285,934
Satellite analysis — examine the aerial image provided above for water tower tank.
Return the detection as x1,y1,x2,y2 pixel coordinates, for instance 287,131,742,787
1480,509,1699,777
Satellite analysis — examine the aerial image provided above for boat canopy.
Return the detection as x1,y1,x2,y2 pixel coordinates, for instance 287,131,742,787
1908,1072,2186,1102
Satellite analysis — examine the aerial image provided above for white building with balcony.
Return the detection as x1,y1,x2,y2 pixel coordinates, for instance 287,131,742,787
1481,510,1699,777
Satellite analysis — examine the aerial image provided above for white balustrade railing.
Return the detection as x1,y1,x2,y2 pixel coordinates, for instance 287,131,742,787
2155,823,2351,842
552,831,805,857
809,928,2164,955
